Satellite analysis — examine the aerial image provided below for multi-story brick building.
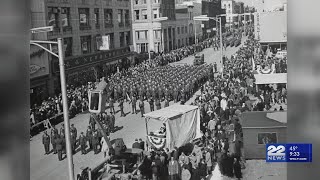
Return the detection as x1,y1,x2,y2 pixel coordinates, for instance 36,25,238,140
131,0,176,53
221,0,235,27
31,0,133,100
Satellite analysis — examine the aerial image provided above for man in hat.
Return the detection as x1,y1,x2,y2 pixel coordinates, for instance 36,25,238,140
139,138,145,150
155,98,161,110
89,114,96,131
79,132,87,155
132,139,140,149
92,130,99,154
42,130,50,155
60,124,65,135
86,126,93,150
55,134,63,161
110,111,115,133
51,125,58,154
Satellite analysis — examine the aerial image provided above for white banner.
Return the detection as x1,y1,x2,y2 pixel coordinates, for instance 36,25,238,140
99,35,110,50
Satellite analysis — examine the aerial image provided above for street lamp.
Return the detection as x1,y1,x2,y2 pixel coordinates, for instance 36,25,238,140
30,27,75,180
194,15,224,76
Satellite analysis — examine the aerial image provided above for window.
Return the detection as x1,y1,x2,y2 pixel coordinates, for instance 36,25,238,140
94,8,100,28
168,28,171,39
64,37,72,57
119,32,125,47
153,9,158,19
185,26,187,34
126,31,130,45
106,33,115,49
48,7,59,28
142,9,148,20
104,9,113,28
181,26,184,34
80,35,91,54
138,43,148,53
136,30,148,40
118,9,124,27
135,10,140,20
61,7,70,27
178,39,181,47
79,8,90,27
142,0,147,4
125,10,130,26
154,30,161,39
177,27,180,34
135,0,139,4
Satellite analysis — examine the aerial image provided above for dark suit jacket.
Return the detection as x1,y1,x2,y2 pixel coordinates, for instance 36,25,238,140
55,137,63,150
132,142,140,149
79,135,87,145
139,141,145,150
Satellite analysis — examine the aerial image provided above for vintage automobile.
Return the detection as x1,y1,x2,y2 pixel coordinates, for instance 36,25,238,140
193,54,204,65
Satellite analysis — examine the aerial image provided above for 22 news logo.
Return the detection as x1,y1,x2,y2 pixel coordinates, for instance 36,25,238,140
266,144,286,162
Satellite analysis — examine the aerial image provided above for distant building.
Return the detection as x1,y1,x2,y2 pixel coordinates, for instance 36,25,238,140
221,0,236,27
131,0,176,53
176,2,202,45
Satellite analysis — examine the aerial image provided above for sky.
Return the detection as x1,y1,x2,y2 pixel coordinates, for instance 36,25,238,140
234,0,287,12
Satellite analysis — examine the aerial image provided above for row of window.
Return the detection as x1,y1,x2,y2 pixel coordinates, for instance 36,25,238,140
134,8,160,20
134,0,161,5
135,26,192,41
136,37,189,53
47,7,130,30
60,32,130,57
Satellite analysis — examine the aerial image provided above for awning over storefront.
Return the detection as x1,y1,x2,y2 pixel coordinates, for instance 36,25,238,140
254,73,287,84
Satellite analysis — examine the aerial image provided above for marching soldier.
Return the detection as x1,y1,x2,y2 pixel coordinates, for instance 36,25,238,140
164,98,170,108
70,130,76,154
155,98,161,110
139,99,145,117
118,98,125,117
79,132,87,155
131,95,137,114
42,131,50,155
148,98,154,112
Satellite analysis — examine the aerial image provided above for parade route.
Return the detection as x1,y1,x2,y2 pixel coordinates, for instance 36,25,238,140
30,37,247,180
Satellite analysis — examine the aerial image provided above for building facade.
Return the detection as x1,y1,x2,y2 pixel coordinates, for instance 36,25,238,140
31,0,134,99
221,0,235,27
175,3,202,46
201,0,222,38
131,0,176,53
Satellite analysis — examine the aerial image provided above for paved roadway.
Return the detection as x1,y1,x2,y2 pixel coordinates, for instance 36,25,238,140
30,36,247,180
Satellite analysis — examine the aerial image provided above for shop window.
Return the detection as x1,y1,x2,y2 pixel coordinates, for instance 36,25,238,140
94,8,100,28
48,7,60,29
61,7,70,28
104,9,113,28
80,35,91,54
79,8,90,27
118,9,124,27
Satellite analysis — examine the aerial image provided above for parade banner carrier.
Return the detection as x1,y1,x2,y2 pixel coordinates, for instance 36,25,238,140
143,105,202,151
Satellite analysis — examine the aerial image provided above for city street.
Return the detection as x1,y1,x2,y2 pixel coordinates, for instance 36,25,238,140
30,36,247,180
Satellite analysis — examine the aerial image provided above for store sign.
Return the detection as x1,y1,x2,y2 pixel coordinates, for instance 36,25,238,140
30,64,45,74
30,46,49,79
54,47,131,72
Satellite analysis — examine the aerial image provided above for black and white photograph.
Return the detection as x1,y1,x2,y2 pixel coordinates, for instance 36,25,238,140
29,0,288,180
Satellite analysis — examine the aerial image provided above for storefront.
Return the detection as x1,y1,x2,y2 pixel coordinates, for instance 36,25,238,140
30,45,53,106
53,47,134,88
